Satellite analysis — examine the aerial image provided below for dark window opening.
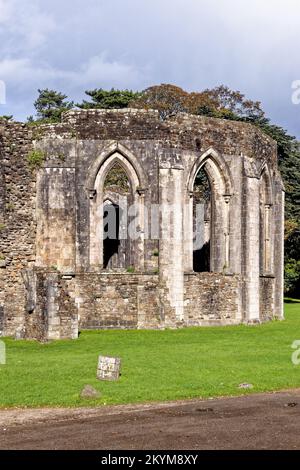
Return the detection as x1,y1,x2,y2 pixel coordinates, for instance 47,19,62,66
102,163,132,270
193,168,211,272
103,202,121,269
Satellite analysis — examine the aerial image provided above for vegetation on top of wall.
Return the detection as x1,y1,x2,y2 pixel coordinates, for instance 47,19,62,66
27,118,56,127
0,115,13,122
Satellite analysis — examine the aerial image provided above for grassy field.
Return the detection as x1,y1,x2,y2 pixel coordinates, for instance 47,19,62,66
0,300,300,408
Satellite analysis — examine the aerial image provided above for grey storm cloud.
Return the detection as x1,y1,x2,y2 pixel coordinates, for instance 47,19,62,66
0,0,299,137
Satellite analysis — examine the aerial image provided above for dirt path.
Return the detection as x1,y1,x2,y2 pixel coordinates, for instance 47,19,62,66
0,390,300,450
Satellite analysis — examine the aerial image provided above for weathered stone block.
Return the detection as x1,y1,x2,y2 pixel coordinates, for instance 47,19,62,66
97,355,121,381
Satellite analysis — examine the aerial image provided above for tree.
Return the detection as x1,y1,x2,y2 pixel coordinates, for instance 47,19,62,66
280,140,300,295
199,85,265,120
77,88,141,110
130,84,219,119
284,259,300,294
129,84,190,118
0,115,13,121
130,84,266,122
32,89,74,123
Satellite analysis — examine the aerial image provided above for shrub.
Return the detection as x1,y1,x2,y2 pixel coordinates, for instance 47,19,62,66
27,149,45,169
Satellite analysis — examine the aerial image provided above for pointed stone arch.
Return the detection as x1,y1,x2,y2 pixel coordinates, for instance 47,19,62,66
259,161,273,205
188,148,233,196
87,142,147,192
88,143,146,271
185,148,233,273
259,162,274,274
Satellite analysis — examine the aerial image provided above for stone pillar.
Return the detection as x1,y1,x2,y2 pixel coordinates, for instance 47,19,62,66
89,189,103,271
135,189,146,272
184,191,194,272
159,165,184,324
264,204,272,273
274,182,285,319
45,274,61,341
224,195,231,272
36,168,76,273
243,173,260,322
34,273,79,341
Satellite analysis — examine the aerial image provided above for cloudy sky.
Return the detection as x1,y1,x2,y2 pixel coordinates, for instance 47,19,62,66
0,0,299,137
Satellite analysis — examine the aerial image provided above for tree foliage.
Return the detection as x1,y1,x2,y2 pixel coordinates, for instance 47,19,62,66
130,84,222,119
77,88,141,110
129,84,265,121
30,89,74,123
200,85,265,120
0,115,13,122
130,84,190,118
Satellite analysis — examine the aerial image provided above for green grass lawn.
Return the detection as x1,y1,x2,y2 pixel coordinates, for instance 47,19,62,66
0,300,300,408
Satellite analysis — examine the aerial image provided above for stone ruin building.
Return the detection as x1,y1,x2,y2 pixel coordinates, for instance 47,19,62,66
0,109,284,340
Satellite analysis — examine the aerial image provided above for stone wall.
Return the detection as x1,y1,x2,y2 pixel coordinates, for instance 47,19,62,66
61,109,277,165
0,109,284,339
0,122,36,336
24,271,78,341
184,273,242,325
260,275,276,322
36,167,76,272
29,271,243,336
66,273,161,330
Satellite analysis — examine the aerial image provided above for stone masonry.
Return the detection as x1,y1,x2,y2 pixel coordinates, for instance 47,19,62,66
0,109,285,340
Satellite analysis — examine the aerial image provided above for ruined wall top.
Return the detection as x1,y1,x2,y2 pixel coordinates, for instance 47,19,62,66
0,108,278,167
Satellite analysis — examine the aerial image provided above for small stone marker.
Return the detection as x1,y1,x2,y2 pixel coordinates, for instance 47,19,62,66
97,355,121,381
80,385,101,399
238,383,253,389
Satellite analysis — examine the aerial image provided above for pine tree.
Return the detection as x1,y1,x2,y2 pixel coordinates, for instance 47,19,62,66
32,89,74,123
77,88,141,110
